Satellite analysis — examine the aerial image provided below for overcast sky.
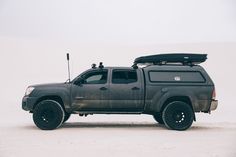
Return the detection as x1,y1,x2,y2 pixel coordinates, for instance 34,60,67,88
0,0,236,122
0,0,236,44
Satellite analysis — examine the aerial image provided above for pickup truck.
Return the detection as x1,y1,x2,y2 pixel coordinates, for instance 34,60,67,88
22,53,218,130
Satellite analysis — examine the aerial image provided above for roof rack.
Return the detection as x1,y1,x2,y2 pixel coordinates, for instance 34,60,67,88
133,53,207,67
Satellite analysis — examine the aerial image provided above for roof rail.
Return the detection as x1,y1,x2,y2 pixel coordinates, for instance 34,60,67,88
133,53,207,67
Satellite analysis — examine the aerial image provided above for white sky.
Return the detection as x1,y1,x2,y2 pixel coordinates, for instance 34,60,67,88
0,0,236,122
0,0,236,44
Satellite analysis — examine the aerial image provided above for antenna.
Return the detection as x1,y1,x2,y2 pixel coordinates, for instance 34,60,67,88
66,53,71,82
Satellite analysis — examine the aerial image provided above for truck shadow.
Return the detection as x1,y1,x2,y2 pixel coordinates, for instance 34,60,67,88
61,122,221,131
22,122,225,131
62,122,163,129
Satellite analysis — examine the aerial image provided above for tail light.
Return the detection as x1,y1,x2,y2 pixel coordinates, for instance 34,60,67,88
212,88,216,100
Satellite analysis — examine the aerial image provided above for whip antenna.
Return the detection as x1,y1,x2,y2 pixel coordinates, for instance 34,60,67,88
66,53,71,82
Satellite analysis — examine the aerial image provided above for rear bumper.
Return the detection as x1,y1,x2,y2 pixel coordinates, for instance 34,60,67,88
210,99,218,112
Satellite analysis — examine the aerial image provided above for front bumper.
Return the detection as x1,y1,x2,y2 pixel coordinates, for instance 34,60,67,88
210,99,218,112
22,96,38,111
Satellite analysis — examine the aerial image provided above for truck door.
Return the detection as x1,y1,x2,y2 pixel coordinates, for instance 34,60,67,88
109,69,144,112
71,69,110,111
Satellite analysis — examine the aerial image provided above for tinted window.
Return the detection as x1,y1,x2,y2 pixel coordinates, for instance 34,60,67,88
83,70,108,84
112,70,137,84
149,71,205,83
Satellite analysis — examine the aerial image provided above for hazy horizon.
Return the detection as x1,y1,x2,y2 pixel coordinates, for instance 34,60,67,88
1,0,236,123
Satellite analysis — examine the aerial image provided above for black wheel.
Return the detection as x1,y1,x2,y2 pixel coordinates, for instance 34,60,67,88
162,101,194,131
63,112,71,123
33,100,65,130
153,113,164,124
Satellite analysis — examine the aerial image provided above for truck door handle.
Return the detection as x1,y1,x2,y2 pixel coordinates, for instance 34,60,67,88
76,97,84,100
132,87,140,90
100,87,107,90
161,88,168,93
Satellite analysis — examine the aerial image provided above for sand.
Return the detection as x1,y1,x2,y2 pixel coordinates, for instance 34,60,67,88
1,114,236,157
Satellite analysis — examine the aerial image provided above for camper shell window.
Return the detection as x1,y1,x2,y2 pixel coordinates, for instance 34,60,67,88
149,71,205,83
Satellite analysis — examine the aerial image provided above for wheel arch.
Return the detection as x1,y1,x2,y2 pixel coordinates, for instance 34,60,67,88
161,96,196,121
34,95,66,112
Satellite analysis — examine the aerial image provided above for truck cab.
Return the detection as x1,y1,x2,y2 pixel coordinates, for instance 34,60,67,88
70,67,144,113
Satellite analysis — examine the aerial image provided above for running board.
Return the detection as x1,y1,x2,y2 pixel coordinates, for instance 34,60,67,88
72,111,143,115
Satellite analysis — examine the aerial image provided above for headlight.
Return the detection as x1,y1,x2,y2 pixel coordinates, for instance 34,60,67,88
25,87,35,96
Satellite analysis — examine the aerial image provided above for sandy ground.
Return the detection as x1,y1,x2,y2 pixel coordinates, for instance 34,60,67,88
1,114,236,157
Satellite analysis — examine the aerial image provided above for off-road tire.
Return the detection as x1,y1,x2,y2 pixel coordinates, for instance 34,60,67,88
63,112,71,123
162,101,194,131
153,113,164,124
33,100,65,130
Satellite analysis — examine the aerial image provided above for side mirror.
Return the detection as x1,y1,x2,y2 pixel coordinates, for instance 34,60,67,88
74,78,84,86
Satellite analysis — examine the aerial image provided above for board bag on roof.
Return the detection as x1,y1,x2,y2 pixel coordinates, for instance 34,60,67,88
134,53,207,65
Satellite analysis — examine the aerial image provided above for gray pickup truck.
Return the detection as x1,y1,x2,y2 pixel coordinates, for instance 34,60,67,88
22,53,218,130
